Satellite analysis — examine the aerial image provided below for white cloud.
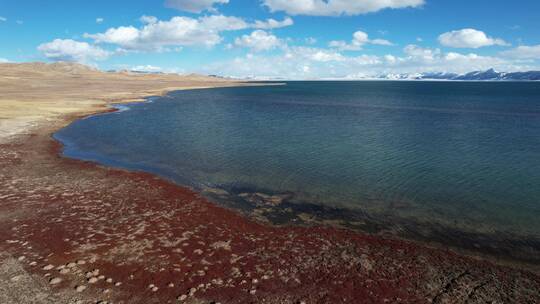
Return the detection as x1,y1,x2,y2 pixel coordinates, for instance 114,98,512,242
201,43,531,80
130,65,162,72
37,39,111,63
199,15,250,31
202,46,346,79
0,58,10,63
328,40,353,50
443,52,506,68
165,0,229,13
0,16,7,22
296,46,345,62
500,45,540,59
140,15,158,24
403,44,440,61
85,15,292,52
96,17,104,24
384,54,397,63
329,31,393,51
371,39,393,46
16,20,23,25
263,0,424,16
438,28,508,48
253,17,294,30
88,26,141,47
234,30,283,52
389,45,512,73
86,17,223,50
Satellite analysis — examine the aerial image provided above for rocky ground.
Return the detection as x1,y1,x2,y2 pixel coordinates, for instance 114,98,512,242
0,116,539,304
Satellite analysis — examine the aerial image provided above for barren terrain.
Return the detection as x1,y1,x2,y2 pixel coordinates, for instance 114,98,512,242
0,63,539,303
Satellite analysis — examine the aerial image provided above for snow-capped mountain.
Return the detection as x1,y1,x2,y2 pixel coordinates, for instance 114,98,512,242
373,69,540,81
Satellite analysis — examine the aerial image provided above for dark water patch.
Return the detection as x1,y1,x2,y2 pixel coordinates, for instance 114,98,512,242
202,184,540,265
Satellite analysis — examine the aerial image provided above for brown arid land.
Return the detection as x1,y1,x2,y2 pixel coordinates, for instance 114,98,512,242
0,62,539,304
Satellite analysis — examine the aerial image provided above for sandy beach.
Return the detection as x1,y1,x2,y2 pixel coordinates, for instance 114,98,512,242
1,62,539,304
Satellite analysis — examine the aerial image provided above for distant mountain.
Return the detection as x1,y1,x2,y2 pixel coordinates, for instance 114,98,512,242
373,69,540,81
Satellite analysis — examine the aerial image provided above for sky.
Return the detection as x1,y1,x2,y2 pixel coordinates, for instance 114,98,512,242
1,0,540,79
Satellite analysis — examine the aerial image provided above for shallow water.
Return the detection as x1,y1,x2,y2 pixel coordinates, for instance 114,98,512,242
54,81,540,248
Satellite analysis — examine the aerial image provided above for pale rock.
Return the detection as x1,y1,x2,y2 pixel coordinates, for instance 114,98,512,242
75,285,87,292
177,294,188,301
88,277,98,284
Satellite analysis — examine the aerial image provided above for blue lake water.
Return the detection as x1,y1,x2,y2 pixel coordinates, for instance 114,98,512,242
54,81,540,254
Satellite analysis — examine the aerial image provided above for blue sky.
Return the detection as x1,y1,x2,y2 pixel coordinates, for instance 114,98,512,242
1,0,539,79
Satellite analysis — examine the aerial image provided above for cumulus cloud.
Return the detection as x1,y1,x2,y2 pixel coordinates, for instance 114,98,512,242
500,45,540,59
443,52,506,68
140,15,158,24
438,29,508,48
87,26,141,47
290,46,345,62
263,0,424,16
201,42,530,80
371,39,393,46
199,15,250,30
403,44,440,61
165,0,229,13
37,39,111,63
329,31,393,51
234,30,283,52
86,16,231,50
253,17,293,30
85,15,293,52
96,17,104,24
202,46,347,79
0,16,7,22
0,58,10,63
130,65,163,72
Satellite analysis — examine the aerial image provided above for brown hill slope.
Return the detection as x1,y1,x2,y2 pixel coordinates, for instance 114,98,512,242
0,62,242,142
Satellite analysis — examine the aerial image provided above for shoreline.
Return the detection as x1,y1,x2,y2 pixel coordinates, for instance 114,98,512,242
55,91,540,271
4,117,540,303
1,63,539,303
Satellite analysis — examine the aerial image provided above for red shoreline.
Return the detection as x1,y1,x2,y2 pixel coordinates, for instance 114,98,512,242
1,113,540,303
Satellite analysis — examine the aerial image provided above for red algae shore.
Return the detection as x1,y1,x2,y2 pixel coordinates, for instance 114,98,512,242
0,62,539,303
1,107,540,304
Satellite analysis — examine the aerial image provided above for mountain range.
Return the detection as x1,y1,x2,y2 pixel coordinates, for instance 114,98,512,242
373,69,540,81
